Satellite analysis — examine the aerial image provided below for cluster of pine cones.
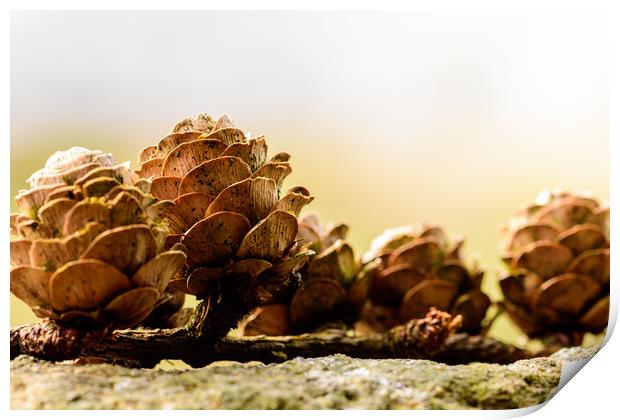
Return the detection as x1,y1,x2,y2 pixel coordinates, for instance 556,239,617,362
10,113,610,346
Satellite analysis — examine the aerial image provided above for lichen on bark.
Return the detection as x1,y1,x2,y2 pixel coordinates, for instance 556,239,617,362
10,347,595,409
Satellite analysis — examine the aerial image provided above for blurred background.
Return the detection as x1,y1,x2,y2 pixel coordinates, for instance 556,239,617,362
11,11,608,347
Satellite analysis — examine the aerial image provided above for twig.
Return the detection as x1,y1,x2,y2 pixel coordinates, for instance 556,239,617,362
106,309,462,367
10,320,108,362
11,309,549,368
433,334,549,365
11,309,464,367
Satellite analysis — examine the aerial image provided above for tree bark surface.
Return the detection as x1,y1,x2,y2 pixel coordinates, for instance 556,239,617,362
10,310,544,367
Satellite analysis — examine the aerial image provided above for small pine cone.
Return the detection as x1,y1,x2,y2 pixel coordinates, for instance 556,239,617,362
240,215,359,336
349,224,490,334
499,189,609,342
136,114,315,313
10,147,186,329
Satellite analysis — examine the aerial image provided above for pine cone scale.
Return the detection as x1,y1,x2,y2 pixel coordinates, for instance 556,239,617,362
355,224,490,334
240,215,357,335
10,147,187,329
499,190,610,341
181,211,251,270
135,114,314,331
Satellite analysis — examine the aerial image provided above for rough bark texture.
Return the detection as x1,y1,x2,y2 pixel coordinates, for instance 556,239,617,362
433,334,549,365
76,329,541,367
9,311,544,367
11,309,463,368
10,320,108,362
11,347,595,409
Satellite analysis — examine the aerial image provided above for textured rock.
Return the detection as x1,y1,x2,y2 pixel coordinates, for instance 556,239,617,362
10,348,594,409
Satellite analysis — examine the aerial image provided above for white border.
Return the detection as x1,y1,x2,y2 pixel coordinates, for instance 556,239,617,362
1,0,615,11
2,1,617,417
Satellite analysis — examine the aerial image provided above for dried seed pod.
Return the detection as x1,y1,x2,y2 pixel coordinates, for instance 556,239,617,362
351,224,489,333
137,114,315,333
499,190,610,342
241,215,359,335
10,147,186,329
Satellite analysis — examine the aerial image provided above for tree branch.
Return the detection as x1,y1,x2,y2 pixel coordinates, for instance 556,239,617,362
10,309,546,368
433,334,548,365
85,308,462,367
11,309,466,367
10,320,109,362
75,329,543,368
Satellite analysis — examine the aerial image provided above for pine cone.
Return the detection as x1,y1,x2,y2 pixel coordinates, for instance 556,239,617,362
240,215,358,336
350,224,490,334
10,147,186,329
499,190,609,343
135,113,315,336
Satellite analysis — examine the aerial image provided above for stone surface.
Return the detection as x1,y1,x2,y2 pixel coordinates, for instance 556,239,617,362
10,347,595,409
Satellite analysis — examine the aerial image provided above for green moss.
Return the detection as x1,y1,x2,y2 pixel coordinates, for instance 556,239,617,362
9,349,590,409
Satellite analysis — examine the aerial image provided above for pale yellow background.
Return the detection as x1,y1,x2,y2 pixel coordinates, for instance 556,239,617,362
10,11,608,347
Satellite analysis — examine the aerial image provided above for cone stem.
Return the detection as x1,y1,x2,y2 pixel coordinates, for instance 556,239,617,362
189,272,301,344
